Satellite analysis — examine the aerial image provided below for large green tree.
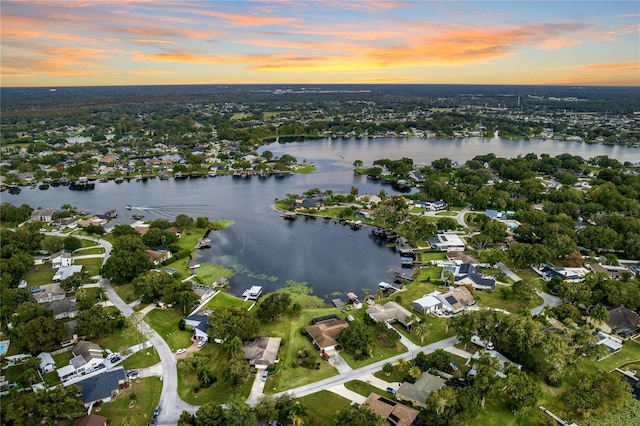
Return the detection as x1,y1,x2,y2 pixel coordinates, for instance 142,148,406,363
333,404,386,426
338,320,372,358
208,306,259,341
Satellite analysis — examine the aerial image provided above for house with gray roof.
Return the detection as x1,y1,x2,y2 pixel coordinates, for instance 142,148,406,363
76,367,126,406
53,265,83,282
366,302,416,329
452,263,496,291
184,313,209,341
396,372,446,408
243,337,282,367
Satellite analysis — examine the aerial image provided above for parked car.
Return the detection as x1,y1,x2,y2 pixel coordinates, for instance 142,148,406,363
386,387,397,395
127,370,139,379
153,406,161,417
268,421,283,426
261,371,268,382
176,348,186,355
197,340,206,348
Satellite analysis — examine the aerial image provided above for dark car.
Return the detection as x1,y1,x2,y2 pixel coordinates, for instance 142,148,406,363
386,387,397,395
153,406,160,417
268,421,283,426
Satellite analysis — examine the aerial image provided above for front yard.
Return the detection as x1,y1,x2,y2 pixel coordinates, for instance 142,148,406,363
95,377,162,426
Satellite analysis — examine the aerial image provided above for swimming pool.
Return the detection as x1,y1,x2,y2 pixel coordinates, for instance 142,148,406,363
0,340,10,356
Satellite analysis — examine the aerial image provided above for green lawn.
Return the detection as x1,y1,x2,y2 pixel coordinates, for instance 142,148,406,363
121,348,161,369
473,288,542,312
261,308,340,393
74,247,104,255
339,320,408,369
419,251,448,261
177,343,253,404
205,291,253,310
344,380,385,397
394,315,455,346
374,365,408,383
95,324,143,353
79,239,100,248
113,283,138,303
73,257,103,275
145,308,193,351
95,377,162,426
24,264,56,286
298,391,351,425
435,211,458,216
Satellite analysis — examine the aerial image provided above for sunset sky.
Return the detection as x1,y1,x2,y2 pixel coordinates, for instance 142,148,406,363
2,1,639,87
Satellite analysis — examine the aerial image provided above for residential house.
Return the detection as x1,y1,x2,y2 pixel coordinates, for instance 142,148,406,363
364,392,420,426
47,298,78,319
145,249,171,265
73,415,108,426
32,283,66,304
53,217,78,229
419,199,448,211
132,224,150,235
57,341,105,382
76,367,126,406
243,337,282,367
184,314,209,341
305,317,349,351
356,194,382,206
166,226,181,237
537,266,588,282
50,251,73,268
470,350,521,377
602,306,640,338
77,217,108,228
396,372,446,409
412,292,444,315
594,331,623,356
356,209,375,220
62,320,79,347
366,302,416,329
37,352,56,373
53,265,83,282
428,233,465,251
451,263,496,291
436,287,474,314
586,263,631,279
31,208,57,223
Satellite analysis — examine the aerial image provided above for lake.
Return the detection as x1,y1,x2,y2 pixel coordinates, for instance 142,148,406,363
7,137,639,300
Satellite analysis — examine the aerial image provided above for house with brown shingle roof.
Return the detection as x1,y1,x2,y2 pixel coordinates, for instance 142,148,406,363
603,306,640,339
305,318,348,351
366,302,416,329
364,393,419,426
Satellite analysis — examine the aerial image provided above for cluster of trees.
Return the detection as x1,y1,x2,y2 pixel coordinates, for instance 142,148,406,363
2,384,85,425
133,270,198,313
0,202,32,226
11,302,67,354
101,228,152,285
177,352,217,390
256,292,292,322
449,309,605,386
550,272,640,311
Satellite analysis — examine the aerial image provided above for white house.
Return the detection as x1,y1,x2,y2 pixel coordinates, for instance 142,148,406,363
50,251,73,269
412,292,444,314
32,283,66,304
184,314,209,341
428,233,465,251
57,341,105,382
52,265,83,282
37,352,56,373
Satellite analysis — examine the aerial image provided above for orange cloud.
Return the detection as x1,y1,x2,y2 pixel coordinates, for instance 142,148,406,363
178,8,302,27
129,70,175,75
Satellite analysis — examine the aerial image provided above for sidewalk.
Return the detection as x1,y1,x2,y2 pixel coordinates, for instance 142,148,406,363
443,345,472,359
360,373,400,391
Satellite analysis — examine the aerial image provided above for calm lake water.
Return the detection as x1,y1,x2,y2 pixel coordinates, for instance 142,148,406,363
7,137,639,301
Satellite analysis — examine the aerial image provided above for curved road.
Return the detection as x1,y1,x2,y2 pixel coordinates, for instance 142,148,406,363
56,231,199,424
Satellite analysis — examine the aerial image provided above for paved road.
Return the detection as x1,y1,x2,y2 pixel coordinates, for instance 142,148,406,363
495,261,563,316
455,206,471,228
270,336,459,402
57,230,198,424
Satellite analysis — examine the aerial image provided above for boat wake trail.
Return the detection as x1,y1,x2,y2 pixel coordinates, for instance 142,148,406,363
128,203,213,219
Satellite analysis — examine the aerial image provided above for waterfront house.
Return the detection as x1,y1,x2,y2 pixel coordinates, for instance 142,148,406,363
436,287,474,314
601,306,640,339
450,263,497,291
184,313,209,341
243,337,282,367
77,217,107,228
145,249,171,265
364,392,419,426
428,233,465,251
396,372,446,409
412,292,444,314
305,317,349,352
366,302,416,329
31,208,57,223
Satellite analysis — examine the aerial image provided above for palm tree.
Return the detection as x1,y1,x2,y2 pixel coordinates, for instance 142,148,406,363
396,358,408,371
414,322,430,344
408,366,422,380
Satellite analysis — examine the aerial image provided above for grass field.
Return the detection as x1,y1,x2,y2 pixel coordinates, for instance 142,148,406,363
145,308,194,351
205,291,253,310
344,380,385,397
95,323,143,353
73,257,102,275
113,283,138,303
95,377,162,426
261,308,341,393
24,264,56,286
74,247,104,255
121,347,161,369
79,239,100,248
298,391,351,425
